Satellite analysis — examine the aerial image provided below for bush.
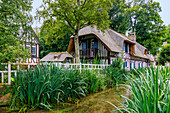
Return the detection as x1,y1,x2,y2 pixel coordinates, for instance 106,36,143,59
82,69,106,93
9,60,129,111
104,58,128,87
114,67,170,113
158,44,170,65
10,64,87,109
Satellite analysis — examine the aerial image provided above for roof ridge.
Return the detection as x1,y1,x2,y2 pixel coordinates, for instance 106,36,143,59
108,28,147,49
50,52,68,53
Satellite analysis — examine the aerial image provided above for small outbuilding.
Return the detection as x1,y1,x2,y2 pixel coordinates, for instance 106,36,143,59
40,52,73,63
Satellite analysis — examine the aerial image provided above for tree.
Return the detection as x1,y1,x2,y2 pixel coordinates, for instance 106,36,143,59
109,0,166,55
158,44,170,65
37,0,113,63
109,0,132,34
128,0,166,55
37,27,71,58
0,0,33,63
165,25,170,43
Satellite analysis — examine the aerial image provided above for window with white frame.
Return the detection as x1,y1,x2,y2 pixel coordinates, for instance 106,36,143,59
32,45,36,57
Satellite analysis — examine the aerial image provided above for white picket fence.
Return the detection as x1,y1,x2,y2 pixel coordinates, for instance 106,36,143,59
0,62,109,85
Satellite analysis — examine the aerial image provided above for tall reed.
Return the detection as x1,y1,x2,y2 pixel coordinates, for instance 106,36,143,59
113,67,170,113
82,69,106,93
10,64,87,109
104,58,127,87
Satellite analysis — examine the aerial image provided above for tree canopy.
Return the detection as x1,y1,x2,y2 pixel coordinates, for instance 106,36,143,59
158,44,170,65
37,0,113,63
0,0,33,63
165,25,170,43
37,26,71,58
109,0,132,34
131,0,166,55
109,0,166,55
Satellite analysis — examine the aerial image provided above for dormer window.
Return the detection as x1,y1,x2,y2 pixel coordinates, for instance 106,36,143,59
144,49,148,55
123,42,129,53
54,55,58,60
124,41,135,55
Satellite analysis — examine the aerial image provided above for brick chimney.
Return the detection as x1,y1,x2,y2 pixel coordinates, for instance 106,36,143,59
129,33,136,41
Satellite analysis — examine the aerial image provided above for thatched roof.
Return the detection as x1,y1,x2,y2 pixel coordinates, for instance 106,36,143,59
40,52,73,62
69,26,121,53
68,25,152,61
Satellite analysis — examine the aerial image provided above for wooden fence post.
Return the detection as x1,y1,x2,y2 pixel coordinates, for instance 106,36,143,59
59,63,62,69
15,71,17,77
80,63,82,73
8,61,11,85
28,64,30,70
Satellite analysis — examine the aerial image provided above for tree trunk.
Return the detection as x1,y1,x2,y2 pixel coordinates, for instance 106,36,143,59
74,34,81,63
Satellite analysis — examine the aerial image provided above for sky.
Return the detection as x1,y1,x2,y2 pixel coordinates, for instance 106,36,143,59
31,0,170,28
154,0,170,26
30,0,43,28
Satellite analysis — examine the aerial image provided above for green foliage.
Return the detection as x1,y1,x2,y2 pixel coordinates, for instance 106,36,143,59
36,0,113,62
105,58,128,87
0,0,33,64
82,70,106,93
114,67,170,113
9,62,129,110
129,0,166,55
109,0,166,55
10,64,87,109
109,0,132,34
158,44,170,65
165,25,170,43
39,35,70,59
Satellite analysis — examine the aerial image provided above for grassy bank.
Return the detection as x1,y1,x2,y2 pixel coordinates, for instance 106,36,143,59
7,59,127,112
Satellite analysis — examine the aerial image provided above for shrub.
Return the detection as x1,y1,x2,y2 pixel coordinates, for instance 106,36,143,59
158,44,170,65
104,58,128,87
82,69,106,93
114,67,170,113
10,64,87,109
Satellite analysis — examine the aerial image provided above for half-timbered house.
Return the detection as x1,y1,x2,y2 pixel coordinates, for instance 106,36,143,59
67,26,154,70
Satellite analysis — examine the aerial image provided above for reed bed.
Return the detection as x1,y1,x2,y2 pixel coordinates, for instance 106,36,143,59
113,67,170,113
8,59,129,111
10,64,87,109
